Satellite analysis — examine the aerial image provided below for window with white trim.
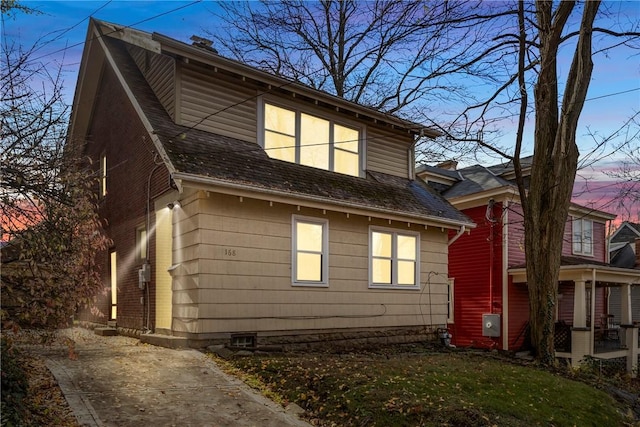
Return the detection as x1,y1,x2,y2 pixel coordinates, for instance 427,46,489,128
292,216,328,286
263,101,361,177
572,217,593,256
369,227,419,288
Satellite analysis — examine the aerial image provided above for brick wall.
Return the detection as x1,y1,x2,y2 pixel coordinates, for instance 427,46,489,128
76,62,170,330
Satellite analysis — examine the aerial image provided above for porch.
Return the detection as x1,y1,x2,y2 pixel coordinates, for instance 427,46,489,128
510,264,640,376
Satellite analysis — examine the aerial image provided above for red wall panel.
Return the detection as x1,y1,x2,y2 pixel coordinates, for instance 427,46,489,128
448,204,503,348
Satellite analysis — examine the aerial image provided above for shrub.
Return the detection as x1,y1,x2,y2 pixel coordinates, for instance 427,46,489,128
1,337,29,426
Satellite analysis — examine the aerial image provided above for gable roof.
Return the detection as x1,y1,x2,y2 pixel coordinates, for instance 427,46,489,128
69,20,472,229
610,221,640,245
417,159,616,221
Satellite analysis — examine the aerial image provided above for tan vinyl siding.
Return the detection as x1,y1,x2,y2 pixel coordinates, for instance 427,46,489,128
127,45,175,118
172,191,450,335
178,63,257,142
154,206,173,329
367,127,413,178
147,54,175,118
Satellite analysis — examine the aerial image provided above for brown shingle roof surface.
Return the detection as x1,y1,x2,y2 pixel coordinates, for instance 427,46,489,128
105,37,472,226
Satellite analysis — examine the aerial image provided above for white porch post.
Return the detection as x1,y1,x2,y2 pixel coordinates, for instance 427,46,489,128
573,280,587,327
571,280,591,367
621,283,638,377
621,283,632,325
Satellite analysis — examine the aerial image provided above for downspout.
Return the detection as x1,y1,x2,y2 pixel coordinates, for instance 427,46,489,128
448,225,466,246
486,199,499,314
144,161,163,333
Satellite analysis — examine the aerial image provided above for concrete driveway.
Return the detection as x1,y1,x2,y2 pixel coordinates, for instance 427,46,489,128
36,328,310,427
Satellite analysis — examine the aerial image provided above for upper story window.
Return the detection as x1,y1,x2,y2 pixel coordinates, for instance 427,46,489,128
99,153,107,197
263,102,361,177
572,217,593,256
369,227,419,289
292,216,329,286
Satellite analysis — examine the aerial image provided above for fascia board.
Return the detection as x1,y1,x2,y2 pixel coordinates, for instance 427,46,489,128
94,25,176,177
447,187,520,210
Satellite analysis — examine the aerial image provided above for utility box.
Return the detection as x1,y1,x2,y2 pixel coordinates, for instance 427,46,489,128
482,313,501,337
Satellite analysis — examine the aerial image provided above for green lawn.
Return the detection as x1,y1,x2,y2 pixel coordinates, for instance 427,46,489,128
218,349,630,426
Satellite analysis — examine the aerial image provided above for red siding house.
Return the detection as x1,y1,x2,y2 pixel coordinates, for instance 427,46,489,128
418,158,640,373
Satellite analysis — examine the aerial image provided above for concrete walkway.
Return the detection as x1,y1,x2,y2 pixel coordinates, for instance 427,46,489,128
34,328,310,427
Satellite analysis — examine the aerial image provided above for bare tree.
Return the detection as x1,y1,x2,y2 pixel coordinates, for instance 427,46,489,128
1,2,110,330
428,1,639,363
207,0,514,118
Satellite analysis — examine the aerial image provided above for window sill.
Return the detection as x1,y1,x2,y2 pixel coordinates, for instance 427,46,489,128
292,282,329,288
369,284,420,290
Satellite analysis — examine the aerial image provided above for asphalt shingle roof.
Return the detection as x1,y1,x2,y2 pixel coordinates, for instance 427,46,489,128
104,37,472,226
441,165,514,198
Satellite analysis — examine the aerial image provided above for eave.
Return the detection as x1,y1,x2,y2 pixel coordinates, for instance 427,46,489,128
172,172,475,230
151,32,440,139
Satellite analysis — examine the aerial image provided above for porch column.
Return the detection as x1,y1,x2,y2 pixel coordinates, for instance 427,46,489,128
623,325,639,377
621,283,638,377
621,283,632,325
570,280,591,367
573,280,587,327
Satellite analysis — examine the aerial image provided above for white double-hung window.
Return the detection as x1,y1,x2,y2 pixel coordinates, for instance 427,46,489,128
292,216,329,286
370,227,419,289
572,217,593,256
263,101,360,177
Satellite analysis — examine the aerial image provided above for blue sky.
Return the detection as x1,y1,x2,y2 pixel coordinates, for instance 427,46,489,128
3,1,640,219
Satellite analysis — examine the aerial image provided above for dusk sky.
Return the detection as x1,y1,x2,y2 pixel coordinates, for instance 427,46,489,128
3,1,639,223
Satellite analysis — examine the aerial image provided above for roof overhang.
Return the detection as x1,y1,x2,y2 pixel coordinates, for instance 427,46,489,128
509,264,640,285
447,186,520,210
173,172,474,230
151,32,440,139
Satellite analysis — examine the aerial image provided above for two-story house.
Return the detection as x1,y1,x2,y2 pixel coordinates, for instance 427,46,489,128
418,158,640,373
67,19,474,349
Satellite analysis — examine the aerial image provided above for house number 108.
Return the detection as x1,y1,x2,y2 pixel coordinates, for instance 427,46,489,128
224,249,237,257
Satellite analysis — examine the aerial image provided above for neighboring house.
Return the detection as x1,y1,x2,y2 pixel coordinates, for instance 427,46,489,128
67,19,474,349
609,222,640,324
418,158,640,372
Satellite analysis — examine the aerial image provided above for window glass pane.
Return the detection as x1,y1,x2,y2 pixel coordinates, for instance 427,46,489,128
397,260,416,285
397,235,416,260
572,219,582,253
297,253,322,281
334,149,359,177
334,125,359,153
297,222,323,252
372,232,392,257
301,113,329,169
584,220,593,254
372,258,392,284
100,154,107,196
265,104,295,135
265,132,295,162
139,229,147,260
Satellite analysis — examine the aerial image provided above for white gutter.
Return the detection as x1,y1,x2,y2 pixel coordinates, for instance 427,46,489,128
448,225,466,246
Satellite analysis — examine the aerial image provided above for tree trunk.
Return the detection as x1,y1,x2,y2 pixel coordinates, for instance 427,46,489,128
524,0,600,364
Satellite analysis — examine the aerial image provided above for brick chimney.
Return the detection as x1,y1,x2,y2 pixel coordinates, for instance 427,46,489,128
636,238,640,268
